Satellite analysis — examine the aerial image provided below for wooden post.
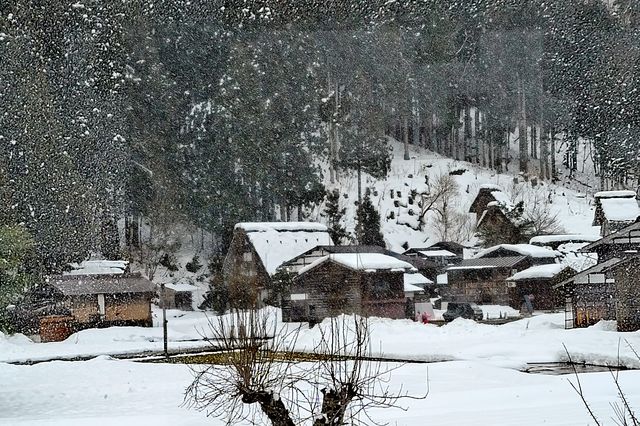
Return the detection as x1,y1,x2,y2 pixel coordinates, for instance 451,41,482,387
161,283,168,358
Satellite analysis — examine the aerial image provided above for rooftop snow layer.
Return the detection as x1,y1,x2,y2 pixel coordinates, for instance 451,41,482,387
404,273,433,286
594,190,637,199
299,253,416,275
489,190,513,207
51,274,156,296
529,234,600,245
163,283,198,292
479,183,504,191
474,244,559,259
241,222,333,275
236,222,329,232
506,264,568,281
418,249,456,257
404,282,425,293
599,198,640,222
65,260,129,276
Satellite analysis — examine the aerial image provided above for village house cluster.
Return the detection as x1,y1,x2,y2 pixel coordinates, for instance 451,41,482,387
16,185,640,342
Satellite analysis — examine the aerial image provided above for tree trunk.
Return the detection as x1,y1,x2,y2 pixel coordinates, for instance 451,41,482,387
550,128,557,181
403,116,410,160
357,164,362,205
518,78,529,174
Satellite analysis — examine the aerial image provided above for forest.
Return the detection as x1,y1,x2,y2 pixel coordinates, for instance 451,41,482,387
0,0,639,281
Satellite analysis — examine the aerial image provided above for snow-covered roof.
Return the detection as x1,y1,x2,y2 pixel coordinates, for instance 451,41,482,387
51,273,155,296
449,256,528,270
489,190,513,208
64,260,129,276
236,222,329,232
474,244,559,259
404,283,425,294
479,184,504,191
594,190,637,199
163,283,198,292
506,264,568,281
436,273,448,284
299,253,416,275
239,222,333,276
447,265,499,270
404,273,433,286
599,197,640,222
418,249,456,257
529,234,600,245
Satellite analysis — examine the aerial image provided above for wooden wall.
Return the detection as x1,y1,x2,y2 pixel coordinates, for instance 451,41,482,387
223,229,270,307
615,258,640,331
64,293,152,327
286,262,406,323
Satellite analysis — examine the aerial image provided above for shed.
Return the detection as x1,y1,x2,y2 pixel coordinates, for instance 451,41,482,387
592,190,640,236
506,264,575,310
283,253,416,323
159,282,200,311
47,272,156,330
403,273,432,299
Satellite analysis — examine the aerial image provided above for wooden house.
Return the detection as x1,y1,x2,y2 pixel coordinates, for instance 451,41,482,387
223,222,334,306
403,241,465,268
446,244,559,305
158,282,199,311
469,184,509,217
403,272,432,299
608,256,640,332
282,253,416,323
555,255,640,331
280,244,439,282
505,264,575,310
46,272,156,330
579,220,640,263
592,190,640,236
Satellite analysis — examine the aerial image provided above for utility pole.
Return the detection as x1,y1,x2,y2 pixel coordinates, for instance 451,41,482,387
160,283,168,359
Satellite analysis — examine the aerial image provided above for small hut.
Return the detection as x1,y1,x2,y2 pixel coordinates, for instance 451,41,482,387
506,264,575,310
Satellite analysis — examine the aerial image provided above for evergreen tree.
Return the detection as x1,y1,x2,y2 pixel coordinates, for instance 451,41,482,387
323,190,349,245
355,194,385,247
0,225,35,332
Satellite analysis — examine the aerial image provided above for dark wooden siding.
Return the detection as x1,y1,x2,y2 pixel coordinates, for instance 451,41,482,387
614,258,640,331
284,262,406,323
507,279,562,310
223,229,271,307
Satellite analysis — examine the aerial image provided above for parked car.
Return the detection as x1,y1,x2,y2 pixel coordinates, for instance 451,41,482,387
442,303,483,322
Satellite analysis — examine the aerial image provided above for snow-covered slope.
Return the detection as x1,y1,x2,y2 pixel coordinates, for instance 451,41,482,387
311,139,599,253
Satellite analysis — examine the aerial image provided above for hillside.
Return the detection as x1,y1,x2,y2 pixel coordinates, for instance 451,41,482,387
312,138,599,253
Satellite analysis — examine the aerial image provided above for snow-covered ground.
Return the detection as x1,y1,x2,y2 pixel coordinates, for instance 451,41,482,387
3,308,640,368
3,308,640,424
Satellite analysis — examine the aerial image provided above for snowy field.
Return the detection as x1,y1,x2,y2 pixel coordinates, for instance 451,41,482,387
3,309,640,425
3,356,640,425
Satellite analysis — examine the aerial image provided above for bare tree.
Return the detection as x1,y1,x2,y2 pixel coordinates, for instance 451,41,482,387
184,310,425,426
417,173,459,231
